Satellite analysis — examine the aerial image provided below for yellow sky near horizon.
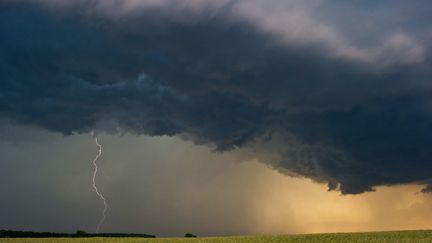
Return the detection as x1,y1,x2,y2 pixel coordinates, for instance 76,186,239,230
237,159,432,235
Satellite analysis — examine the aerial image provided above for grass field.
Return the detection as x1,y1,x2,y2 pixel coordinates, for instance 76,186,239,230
2,230,432,243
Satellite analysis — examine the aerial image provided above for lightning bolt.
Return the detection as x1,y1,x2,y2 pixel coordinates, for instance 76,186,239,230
91,135,108,233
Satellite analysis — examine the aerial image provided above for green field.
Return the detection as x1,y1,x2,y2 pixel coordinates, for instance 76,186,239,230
2,231,432,243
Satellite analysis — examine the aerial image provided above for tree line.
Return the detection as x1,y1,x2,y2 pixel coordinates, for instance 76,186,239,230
0,230,155,238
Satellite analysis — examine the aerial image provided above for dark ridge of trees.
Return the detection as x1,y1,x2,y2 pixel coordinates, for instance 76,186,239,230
0,230,70,238
0,230,155,238
185,233,197,237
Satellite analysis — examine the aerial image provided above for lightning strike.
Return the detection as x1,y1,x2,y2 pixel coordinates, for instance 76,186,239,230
91,135,108,233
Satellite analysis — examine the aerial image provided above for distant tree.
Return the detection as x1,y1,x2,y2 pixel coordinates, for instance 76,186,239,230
75,230,88,236
185,233,197,238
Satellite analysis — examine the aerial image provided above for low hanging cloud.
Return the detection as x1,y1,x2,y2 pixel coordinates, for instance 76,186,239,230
2,0,432,194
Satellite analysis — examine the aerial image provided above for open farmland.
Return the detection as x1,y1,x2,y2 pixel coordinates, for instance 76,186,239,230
2,230,432,243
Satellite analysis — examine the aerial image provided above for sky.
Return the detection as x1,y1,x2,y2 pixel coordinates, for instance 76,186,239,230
1,0,432,237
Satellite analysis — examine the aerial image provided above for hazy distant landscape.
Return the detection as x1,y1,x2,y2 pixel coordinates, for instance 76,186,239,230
2,231,432,243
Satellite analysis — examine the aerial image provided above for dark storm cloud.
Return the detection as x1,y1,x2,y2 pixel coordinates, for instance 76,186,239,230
2,0,432,194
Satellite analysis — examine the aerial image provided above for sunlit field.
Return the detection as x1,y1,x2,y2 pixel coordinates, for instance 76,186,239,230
3,230,432,243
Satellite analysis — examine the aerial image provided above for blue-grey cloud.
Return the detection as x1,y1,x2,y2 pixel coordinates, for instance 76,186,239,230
2,0,432,194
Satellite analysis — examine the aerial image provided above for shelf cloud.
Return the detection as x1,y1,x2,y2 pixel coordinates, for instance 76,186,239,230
2,0,432,194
